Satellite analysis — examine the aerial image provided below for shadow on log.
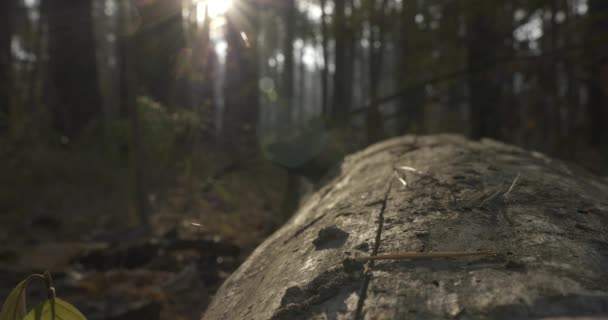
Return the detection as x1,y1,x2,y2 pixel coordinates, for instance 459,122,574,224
203,135,608,320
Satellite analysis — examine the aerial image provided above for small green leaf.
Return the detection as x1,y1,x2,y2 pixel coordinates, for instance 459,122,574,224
24,298,86,320
0,277,34,320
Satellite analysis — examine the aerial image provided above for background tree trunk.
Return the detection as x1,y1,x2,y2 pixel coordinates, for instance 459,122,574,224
366,0,388,143
330,0,348,127
134,0,184,108
395,0,423,134
42,0,101,138
203,134,608,320
118,1,147,227
0,0,14,125
587,0,608,151
224,3,260,155
282,0,295,131
467,5,502,140
320,0,329,115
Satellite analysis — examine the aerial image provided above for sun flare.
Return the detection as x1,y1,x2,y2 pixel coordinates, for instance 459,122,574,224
209,0,233,17
197,0,232,21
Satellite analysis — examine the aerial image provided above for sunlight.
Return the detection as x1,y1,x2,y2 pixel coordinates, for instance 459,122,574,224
208,0,232,17
196,0,232,22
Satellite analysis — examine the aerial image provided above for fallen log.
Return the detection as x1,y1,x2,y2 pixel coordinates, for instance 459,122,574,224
203,134,608,320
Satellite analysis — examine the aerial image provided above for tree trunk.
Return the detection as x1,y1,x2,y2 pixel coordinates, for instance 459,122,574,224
203,134,608,320
343,0,356,121
119,1,148,227
180,3,216,116
299,41,308,122
467,6,502,140
282,0,296,131
395,0,423,134
0,0,13,124
42,0,101,138
563,0,577,155
549,0,562,152
26,8,45,120
200,4,217,125
201,5,217,116
320,0,329,115
587,0,608,152
330,0,348,127
223,2,260,155
134,0,184,108
366,0,388,144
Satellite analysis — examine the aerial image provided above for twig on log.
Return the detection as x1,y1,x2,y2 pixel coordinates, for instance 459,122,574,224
354,250,497,261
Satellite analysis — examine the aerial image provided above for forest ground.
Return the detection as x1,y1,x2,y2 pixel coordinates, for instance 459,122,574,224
0,115,289,319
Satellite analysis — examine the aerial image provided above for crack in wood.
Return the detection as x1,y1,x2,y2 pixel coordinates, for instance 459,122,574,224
354,180,393,320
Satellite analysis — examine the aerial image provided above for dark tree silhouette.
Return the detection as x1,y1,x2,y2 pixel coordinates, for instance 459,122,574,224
224,2,260,154
587,0,608,149
0,0,14,122
320,0,329,115
134,0,185,108
467,3,503,140
366,0,388,143
330,0,349,127
282,0,296,130
41,0,101,138
395,0,423,134
118,1,148,227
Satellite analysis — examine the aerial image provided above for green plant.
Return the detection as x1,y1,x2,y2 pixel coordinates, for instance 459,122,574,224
137,96,177,162
0,271,86,320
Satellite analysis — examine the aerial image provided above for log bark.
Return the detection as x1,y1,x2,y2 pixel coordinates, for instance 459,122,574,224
203,134,608,320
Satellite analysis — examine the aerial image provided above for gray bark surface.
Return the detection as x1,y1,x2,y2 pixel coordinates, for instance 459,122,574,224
202,135,608,320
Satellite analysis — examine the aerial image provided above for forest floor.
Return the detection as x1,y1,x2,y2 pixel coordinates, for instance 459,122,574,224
0,131,289,320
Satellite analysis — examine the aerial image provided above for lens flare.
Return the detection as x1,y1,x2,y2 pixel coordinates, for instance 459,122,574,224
206,0,232,18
